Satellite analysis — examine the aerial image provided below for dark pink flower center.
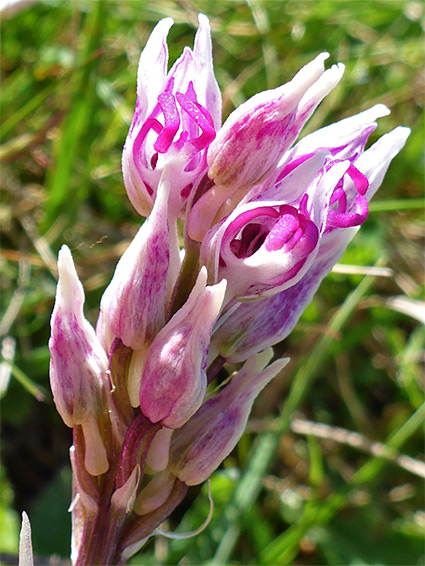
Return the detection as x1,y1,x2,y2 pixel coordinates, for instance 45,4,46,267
226,205,318,261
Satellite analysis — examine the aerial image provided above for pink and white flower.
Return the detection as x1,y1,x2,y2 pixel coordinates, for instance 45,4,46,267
122,15,221,219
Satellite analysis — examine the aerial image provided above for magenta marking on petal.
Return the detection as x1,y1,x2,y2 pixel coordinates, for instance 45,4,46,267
265,206,319,255
278,257,308,285
175,130,189,150
327,194,368,228
222,208,279,260
227,208,279,240
346,164,369,196
265,207,300,252
298,216,320,254
184,81,198,102
191,174,215,206
299,194,310,217
184,152,202,172
276,152,316,182
326,162,369,229
330,186,347,213
132,115,163,173
328,124,377,161
329,186,344,206
175,90,216,151
144,182,154,196
154,92,180,153
180,183,193,199
150,153,159,169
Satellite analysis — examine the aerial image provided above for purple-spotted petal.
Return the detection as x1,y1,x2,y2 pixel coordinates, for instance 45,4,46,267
139,269,226,429
98,176,175,351
49,246,107,428
169,349,288,485
206,53,330,192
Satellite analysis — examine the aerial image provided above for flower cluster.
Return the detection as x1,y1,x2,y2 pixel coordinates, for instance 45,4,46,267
49,14,409,565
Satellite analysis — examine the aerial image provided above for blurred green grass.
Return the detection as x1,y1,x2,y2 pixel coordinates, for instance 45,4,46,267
0,1,423,564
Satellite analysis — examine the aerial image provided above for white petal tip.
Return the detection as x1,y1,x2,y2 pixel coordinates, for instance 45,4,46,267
197,266,208,287
394,126,411,141
58,244,71,259
19,511,34,566
373,103,391,117
57,245,75,275
159,16,174,26
333,62,345,74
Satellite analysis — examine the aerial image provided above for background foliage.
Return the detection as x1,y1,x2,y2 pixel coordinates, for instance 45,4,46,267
1,0,424,564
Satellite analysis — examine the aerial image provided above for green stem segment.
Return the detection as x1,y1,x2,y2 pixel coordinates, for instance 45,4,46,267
168,235,201,319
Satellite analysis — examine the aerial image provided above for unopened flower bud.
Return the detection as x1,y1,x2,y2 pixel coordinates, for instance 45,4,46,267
207,54,329,190
49,245,109,475
49,246,108,427
169,349,289,485
139,268,226,428
98,175,175,352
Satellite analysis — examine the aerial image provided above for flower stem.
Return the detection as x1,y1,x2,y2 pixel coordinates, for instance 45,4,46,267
168,235,200,318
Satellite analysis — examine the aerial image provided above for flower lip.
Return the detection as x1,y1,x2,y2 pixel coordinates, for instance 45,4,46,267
202,200,320,301
222,204,318,263
326,163,370,229
133,79,215,167
154,90,181,153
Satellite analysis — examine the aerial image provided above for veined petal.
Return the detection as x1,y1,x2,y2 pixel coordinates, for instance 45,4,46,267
99,175,171,351
139,268,227,429
206,53,330,191
169,349,288,485
49,246,107,428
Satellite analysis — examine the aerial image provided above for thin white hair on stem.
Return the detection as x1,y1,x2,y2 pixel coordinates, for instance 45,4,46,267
154,480,214,540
